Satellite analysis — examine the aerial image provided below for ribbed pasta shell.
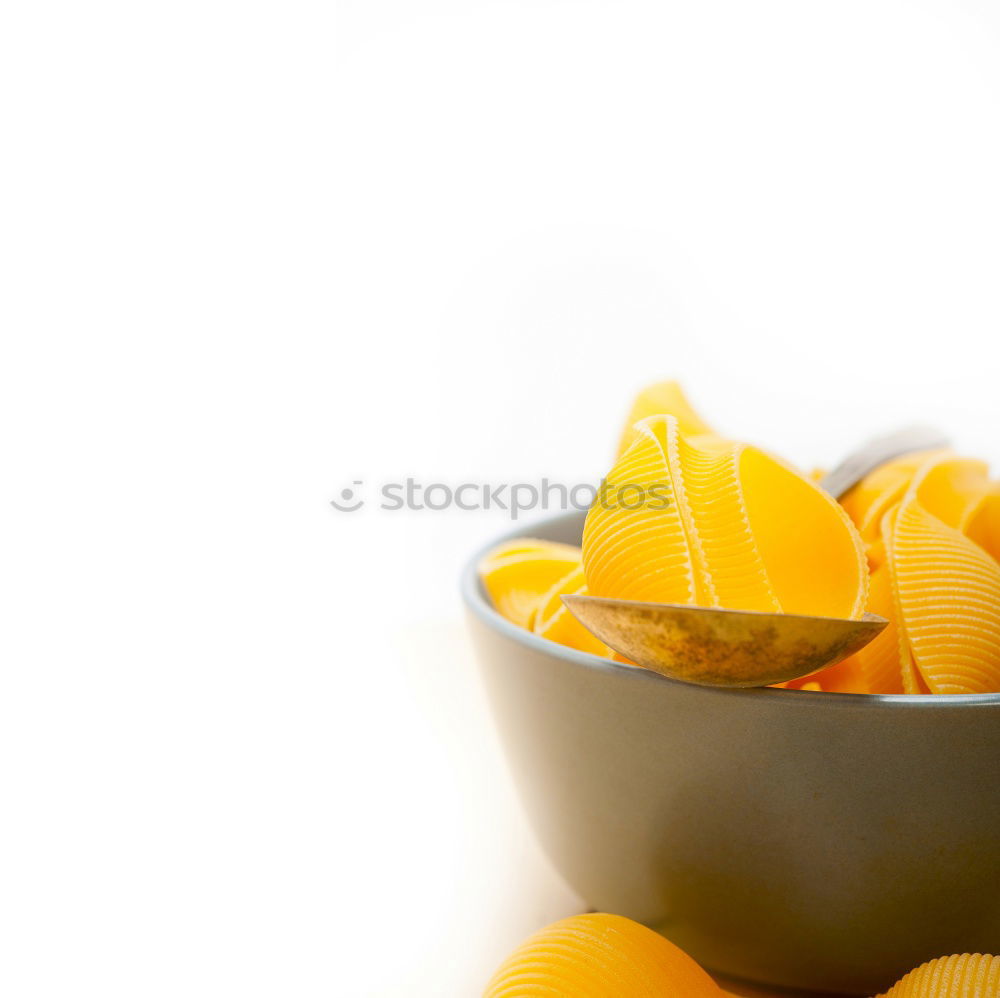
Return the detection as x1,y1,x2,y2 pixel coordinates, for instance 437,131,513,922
616,380,716,458
841,451,987,546
812,562,904,693
841,450,947,542
478,540,583,629
880,503,934,695
910,455,989,530
876,953,1000,997
888,497,1000,694
585,419,699,606
483,913,722,997
674,431,779,612
965,485,1000,564
584,415,867,621
533,565,610,657
825,455,998,696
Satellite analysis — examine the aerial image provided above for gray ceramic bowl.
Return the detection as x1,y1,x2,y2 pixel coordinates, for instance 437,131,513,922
462,511,1000,996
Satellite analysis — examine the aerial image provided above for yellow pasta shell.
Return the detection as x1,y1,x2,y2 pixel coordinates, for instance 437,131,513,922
965,485,1000,563
910,455,990,530
888,496,1000,694
841,450,947,542
876,953,1000,997
842,451,987,545
813,562,904,694
483,913,722,997
479,539,582,629
533,565,610,657
584,415,868,620
585,418,700,607
616,380,716,458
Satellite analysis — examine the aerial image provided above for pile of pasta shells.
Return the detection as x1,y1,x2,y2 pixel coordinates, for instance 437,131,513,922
480,381,1000,695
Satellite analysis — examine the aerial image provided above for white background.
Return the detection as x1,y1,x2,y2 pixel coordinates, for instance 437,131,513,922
3,1,1000,995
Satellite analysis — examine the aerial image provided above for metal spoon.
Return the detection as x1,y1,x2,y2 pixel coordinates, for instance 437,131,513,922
561,426,947,687
562,595,886,687
818,425,949,500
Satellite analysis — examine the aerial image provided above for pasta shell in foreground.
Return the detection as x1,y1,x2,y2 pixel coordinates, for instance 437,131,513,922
876,953,1000,997
586,417,700,607
483,913,721,998
584,415,868,620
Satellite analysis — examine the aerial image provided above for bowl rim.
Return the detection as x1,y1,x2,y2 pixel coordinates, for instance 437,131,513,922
461,510,1000,709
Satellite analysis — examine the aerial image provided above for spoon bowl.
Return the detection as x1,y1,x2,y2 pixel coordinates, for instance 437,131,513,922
558,425,938,688
562,595,888,687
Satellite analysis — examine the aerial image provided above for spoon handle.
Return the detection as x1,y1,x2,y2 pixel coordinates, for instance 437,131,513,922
819,426,950,500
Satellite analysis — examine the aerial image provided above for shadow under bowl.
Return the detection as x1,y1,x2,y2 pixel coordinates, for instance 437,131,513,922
462,511,1000,996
